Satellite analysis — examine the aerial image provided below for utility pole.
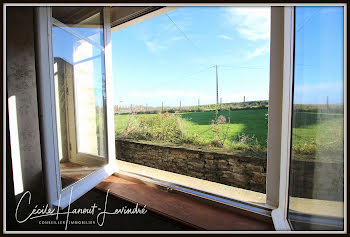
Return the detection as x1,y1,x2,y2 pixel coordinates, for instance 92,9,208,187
130,104,132,113
243,96,245,108
146,103,148,113
198,98,200,112
216,65,219,106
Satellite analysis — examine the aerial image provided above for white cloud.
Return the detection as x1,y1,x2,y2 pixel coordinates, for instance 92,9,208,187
128,90,211,99
293,81,344,104
191,57,210,64
169,36,184,41
220,92,268,103
145,41,167,53
218,34,233,40
294,81,343,94
127,90,269,104
225,7,270,41
245,44,270,60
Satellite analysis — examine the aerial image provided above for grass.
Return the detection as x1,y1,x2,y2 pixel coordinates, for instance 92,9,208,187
114,108,344,159
180,109,268,147
291,112,344,161
116,109,268,144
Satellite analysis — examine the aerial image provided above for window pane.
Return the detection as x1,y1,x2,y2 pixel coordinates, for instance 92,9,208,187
52,9,107,188
52,7,104,47
113,7,270,204
53,26,106,157
288,6,344,230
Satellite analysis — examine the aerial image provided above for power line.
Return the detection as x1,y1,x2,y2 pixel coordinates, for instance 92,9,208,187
165,13,215,66
165,13,200,52
145,18,175,47
156,65,215,87
219,65,265,70
157,63,266,88
296,8,322,33
172,65,264,83
182,65,215,79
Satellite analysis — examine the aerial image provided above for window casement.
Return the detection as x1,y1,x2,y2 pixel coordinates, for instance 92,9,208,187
271,6,295,230
34,5,345,232
35,6,116,208
272,6,345,231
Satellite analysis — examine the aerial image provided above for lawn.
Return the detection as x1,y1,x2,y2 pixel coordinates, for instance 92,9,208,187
114,109,343,159
291,112,344,160
115,109,268,145
180,109,268,147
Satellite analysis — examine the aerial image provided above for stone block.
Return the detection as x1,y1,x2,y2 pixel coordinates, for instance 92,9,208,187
202,153,214,160
251,172,266,184
188,161,204,170
186,152,200,159
204,160,215,169
187,170,204,178
217,160,228,169
245,163,265,173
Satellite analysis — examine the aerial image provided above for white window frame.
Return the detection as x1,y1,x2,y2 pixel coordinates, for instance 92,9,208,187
271,6,294,231
272,5,346,231
35,6,116,209
34,5,346,231
265,6,286,209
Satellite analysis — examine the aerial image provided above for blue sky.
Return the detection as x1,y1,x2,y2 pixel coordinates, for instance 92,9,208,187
111,7,271,107
111,6,344,107
52,26,105,107
53,6,344,108
293,6,344,105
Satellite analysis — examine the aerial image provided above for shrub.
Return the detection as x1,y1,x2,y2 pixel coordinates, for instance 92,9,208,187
209,113,230,148
231,133,267,156
116,112,205,145
292,143,317,156
292,141,343,158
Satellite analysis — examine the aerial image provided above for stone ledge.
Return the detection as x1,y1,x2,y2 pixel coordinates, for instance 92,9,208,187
115,138,267,193
115,138,343,201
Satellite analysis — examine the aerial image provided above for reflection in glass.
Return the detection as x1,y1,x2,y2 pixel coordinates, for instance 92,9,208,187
52,8,107,189
52,7,104,46
288,6,344,230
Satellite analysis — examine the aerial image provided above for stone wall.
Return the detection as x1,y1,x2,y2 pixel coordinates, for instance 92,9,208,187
116,139,344,201
290,159,344,201
115,139,267,193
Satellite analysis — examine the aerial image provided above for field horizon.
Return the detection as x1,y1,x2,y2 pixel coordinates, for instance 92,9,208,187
114,104,343,161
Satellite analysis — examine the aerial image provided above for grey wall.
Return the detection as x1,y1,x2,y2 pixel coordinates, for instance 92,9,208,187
6,7,44,198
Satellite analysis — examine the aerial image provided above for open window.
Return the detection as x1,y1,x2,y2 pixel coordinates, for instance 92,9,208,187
272,6,345,231
35,6,116,208
33,5,345,231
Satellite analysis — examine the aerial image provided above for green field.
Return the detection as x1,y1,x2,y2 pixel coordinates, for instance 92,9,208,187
291,112,344,160
114,108,343,159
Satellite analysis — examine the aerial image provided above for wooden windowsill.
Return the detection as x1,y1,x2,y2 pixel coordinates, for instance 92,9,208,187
93,174,275,231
